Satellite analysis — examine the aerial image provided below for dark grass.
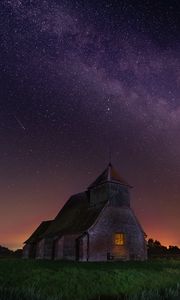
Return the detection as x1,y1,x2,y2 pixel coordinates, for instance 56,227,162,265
0,259,180,299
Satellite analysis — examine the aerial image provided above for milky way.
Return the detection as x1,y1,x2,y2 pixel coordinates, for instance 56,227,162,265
0,0,180,249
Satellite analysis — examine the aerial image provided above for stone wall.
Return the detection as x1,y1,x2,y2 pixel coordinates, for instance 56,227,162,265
23,243,36,258
90,182,130,208
35,238,54,259
54,236,64,260
76,233,89,261
60,234,79,260
43,238,54,259
88,205,147,261
23,244,33,258
54,234,89,261
36,239,45,259
108,183,130,207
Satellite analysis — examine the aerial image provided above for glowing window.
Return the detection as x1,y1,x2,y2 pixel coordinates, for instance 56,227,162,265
114,233,125,245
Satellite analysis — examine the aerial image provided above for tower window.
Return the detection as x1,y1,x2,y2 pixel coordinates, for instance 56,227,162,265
114,233,125,245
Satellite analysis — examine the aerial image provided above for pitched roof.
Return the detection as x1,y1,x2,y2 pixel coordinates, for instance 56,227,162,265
42,192,105,238
25,164,132,243
24,220,52,244
88,163,131,189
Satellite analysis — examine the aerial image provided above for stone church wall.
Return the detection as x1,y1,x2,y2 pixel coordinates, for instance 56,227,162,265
54,236,64,260
35,238,54,259
63,234,79,260
88,205,147,261
36,239,45,259
23,244,35,258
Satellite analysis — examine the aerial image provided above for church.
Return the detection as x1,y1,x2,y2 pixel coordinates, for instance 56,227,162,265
23,163,147,261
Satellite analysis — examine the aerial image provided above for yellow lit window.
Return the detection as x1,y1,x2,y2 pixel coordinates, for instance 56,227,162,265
114,233,125,245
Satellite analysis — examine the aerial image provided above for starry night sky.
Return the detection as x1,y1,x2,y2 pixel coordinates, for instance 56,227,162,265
0,0,180,250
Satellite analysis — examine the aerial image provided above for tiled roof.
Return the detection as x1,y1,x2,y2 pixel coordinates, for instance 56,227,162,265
41,192,105,238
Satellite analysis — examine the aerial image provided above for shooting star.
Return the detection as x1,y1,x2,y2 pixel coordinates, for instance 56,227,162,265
14,115,26,131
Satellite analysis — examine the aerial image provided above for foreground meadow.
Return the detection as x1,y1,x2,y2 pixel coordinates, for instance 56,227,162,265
0,259,180,299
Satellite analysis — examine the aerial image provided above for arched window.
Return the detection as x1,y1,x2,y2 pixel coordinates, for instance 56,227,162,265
114,233,125,245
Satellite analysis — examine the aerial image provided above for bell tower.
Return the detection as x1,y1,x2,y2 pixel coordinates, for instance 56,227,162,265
88,163,132,208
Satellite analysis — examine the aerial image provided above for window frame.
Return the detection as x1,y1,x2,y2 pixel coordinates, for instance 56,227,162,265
114,232,125,246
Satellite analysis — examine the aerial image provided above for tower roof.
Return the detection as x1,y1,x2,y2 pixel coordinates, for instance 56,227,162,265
88,163,132,189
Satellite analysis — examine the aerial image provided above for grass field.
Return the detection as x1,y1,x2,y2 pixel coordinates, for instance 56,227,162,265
0,259,180,300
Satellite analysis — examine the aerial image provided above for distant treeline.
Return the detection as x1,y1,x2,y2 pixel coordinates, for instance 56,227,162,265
148,238,180,259
0,245,22,258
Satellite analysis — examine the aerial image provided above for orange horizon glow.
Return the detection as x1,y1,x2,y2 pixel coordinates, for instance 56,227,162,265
1,230,179,251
